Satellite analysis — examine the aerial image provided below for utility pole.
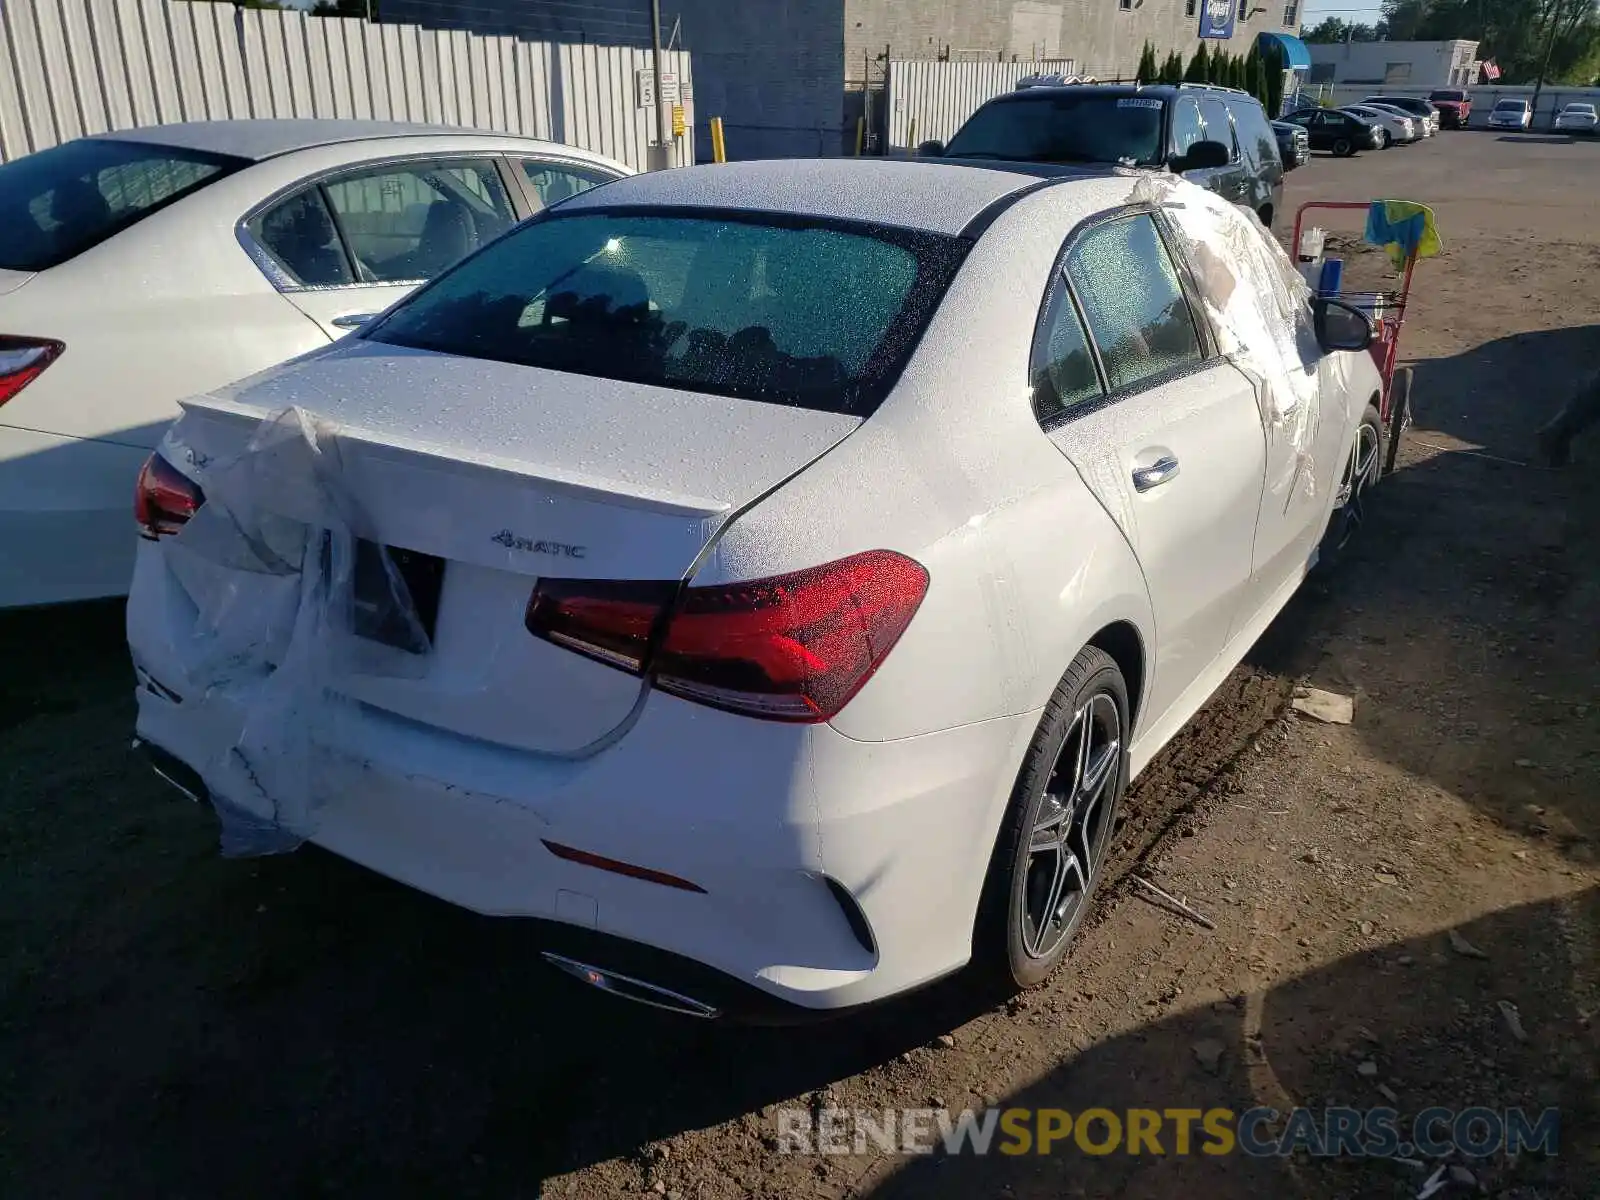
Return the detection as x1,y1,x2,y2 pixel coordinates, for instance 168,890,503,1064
1529,0,1572,121
649,0,671,169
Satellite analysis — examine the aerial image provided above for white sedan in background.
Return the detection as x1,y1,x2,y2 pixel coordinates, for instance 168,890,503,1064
1342,105,1417,147
0,121,629,609
128,159,1383,1018
1553,102,1598,134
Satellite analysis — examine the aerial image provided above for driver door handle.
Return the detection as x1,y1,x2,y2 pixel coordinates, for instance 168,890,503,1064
1132,456,1181,492
331,312,378,330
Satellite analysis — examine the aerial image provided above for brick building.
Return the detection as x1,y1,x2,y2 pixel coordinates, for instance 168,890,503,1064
382,0,1304,159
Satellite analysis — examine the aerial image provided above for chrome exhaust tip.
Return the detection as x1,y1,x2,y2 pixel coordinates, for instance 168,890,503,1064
541,952,720,1019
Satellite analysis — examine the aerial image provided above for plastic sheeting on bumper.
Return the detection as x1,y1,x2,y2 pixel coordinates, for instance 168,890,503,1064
159,406,432,857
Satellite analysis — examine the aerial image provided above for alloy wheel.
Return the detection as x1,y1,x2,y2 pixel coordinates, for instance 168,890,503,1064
1019,692,1121,960
1330,419,1380,551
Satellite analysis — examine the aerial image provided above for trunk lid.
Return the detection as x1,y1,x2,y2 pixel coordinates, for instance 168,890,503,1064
0,268,34,298
167,340,861,755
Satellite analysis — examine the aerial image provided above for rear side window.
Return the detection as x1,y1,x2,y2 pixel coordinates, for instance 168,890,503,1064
367,212,967,416
1065,214,1201,393
322,159,515,283
247,189,353,287
0,138,244,271
518,159,617,211
1031,282,1103,421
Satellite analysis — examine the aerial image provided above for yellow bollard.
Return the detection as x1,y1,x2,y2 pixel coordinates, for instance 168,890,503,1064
854,115,864,156
709,116,727,163
907,116,917,155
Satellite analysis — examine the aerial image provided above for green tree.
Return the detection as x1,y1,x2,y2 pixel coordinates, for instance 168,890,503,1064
1380,0,1600,85
1137,40,1160,82
1251,44,1270,103
310,0,374,15
1301,17,1383,43
1185,42,1210,82
1262,41,1285,117
1163,50,1185,83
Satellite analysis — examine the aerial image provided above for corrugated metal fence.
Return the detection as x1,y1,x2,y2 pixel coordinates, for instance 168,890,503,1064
0,0,693,168
885,59,1080,152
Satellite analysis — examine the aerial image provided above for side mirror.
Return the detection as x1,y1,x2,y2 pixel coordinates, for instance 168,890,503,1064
917,139,946,156
1175,139,1230,172
1313,298,1374,353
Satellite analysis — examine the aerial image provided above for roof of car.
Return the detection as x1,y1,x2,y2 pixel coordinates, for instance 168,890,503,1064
554,158,1099,237
92,119,539,161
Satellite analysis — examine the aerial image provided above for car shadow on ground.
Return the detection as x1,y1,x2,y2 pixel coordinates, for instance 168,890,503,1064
1495,134,1575,145
864,889,1598,1199
1238,323,1600,858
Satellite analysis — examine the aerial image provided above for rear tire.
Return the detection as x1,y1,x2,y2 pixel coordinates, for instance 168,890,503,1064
1332,136,1355,157
976,647,1129,993
1381,130,1393,148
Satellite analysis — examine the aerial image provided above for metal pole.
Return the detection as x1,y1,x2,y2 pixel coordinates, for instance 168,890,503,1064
1529,0,1567,124
650,0,670,168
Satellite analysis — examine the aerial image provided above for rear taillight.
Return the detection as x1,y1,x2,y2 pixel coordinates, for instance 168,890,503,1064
0,336,64,408
134,453,204,539
525,549,929,723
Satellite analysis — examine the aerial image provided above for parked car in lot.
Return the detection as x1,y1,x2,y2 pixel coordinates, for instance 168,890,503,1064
1272,119,1311,168
1427,88,1472,128
0,120,629,609
924,81,1285,227
1553,101,1598,135
128,158,1383,1018
1280,107,1381,156
1342,104,1418,147
1488,99,1533,130
1363,95,1440,135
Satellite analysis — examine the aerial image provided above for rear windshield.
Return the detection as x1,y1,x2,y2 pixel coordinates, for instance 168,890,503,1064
366,211,968,416
943,93,1165,167
0,138,245,271
1429,90,1466,101
1494,100,1528,110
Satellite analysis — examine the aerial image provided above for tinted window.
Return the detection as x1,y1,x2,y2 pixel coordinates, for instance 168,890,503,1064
0,138,243,271
367,213,966,416
1429,90,1465,101
519,159,616,211
247,188,353,287
322,159,515,283
1031,280,1102,421
944,93,1166,166
1228,99,1281,168
1171,99,1206,156
1066,214,1201,393
1198,99,1238,158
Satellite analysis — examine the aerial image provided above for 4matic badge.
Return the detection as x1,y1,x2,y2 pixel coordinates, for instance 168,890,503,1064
491,529,587,559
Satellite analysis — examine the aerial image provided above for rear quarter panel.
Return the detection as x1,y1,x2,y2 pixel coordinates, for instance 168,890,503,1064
695,181,1155,745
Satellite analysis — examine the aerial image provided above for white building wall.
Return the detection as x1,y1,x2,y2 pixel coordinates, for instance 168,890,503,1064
1307,39,1479,88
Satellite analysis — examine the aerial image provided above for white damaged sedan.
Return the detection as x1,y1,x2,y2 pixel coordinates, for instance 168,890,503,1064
128,160,1383,1018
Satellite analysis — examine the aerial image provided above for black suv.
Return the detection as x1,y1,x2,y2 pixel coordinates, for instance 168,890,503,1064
924,82,1286,227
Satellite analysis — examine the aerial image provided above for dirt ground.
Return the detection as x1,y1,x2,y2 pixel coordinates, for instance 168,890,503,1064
2,131,1597,1199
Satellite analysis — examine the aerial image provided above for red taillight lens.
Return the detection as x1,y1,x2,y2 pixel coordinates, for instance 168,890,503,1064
0,336,64,407
134,453,204,540
524,550,929,723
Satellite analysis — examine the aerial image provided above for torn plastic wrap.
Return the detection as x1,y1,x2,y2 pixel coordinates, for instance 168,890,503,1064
1126,173,1326,503
160,406,432,857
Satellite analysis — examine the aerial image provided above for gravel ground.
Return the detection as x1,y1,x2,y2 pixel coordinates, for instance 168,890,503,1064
2,130,1596,1199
